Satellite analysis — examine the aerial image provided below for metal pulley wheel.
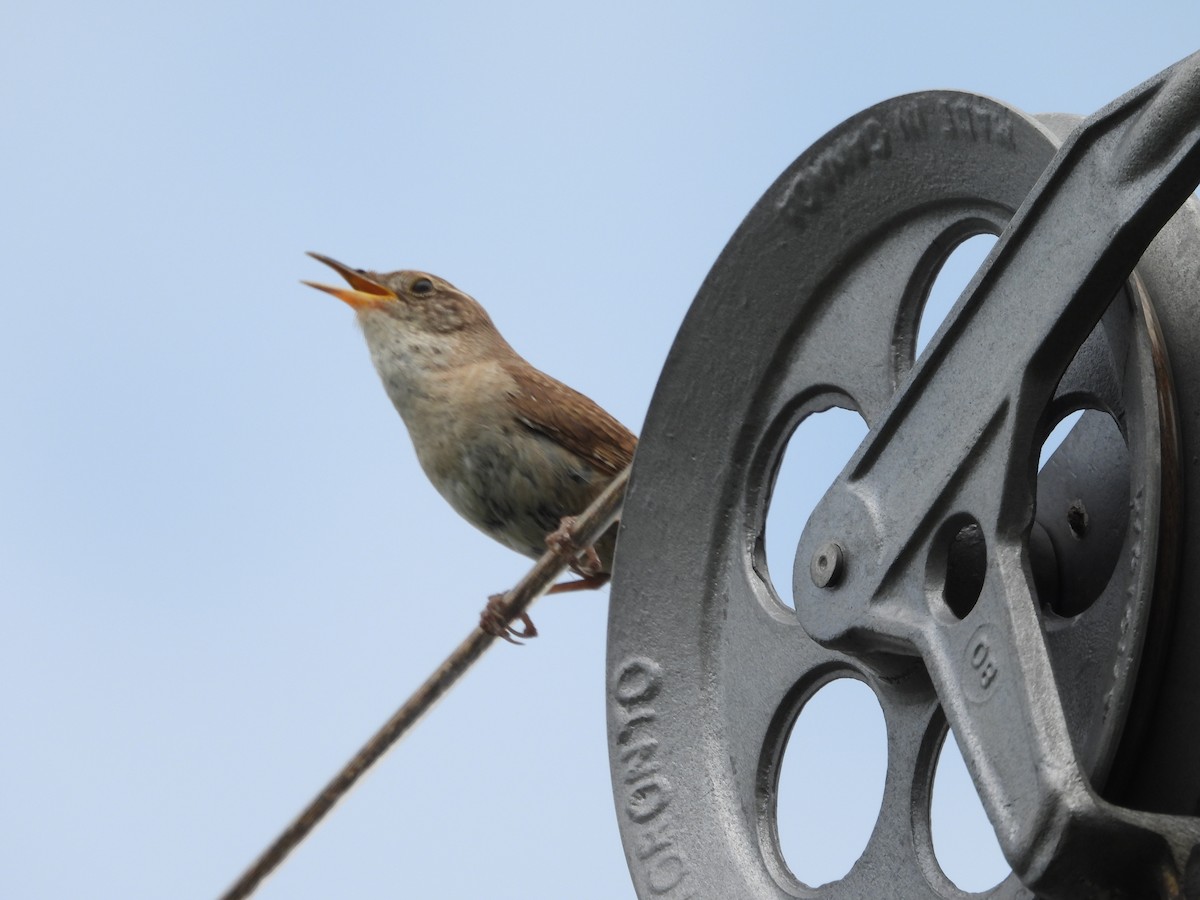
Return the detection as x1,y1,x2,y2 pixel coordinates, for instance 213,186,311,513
608,53,1200,898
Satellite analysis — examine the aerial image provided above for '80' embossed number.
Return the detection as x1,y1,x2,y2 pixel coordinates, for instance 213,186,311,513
963,625,1002,702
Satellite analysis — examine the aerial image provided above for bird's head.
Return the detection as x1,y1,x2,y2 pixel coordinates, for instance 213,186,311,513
303,252,500,340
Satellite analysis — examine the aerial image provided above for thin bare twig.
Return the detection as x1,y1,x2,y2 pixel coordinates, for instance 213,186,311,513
218,466,630,900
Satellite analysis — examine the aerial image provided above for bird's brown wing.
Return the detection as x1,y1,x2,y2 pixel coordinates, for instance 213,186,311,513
504,361,636,477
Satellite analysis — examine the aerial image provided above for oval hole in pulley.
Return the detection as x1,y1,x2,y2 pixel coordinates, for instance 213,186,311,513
1034,408,1128,617
931,727,1011,892
916,233,999,359
928,513,987,620
776,677,887,886
763,407,868,608
1039,409,1084,470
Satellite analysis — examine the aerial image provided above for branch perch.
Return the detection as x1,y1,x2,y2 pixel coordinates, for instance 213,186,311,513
219,465,630,900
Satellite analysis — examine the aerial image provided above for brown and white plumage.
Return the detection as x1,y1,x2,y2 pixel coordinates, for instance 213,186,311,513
304,253,635,638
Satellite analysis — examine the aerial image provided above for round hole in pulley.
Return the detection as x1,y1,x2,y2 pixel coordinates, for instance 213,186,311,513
930,726,1011,892
775,677,888,887
761,407,868,609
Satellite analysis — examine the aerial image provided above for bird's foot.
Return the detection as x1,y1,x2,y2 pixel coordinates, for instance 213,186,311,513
479,593,538,644
546,516,603,576
547,573,610,594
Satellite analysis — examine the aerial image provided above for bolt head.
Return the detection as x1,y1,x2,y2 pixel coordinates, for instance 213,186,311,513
810,541,845,588
1067,499,1089,538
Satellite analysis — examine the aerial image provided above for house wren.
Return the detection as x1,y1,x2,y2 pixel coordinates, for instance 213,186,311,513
304,253,636,640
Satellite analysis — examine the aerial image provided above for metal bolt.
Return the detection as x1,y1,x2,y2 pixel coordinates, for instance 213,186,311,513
1067,499,1089,538
810,541,845,588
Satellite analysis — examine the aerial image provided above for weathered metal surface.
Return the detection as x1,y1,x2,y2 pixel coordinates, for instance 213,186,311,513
609,51,1200,898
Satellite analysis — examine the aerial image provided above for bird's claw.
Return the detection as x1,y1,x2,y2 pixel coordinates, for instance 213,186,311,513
546,516,602,577
479,593,538,644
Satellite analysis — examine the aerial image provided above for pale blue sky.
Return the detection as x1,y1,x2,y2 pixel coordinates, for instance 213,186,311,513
3,3,1198,898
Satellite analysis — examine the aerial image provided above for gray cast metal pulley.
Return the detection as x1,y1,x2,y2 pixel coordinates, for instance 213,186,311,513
608,52,1200,898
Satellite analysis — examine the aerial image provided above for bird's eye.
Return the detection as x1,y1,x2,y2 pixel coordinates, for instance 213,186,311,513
411,278,434,294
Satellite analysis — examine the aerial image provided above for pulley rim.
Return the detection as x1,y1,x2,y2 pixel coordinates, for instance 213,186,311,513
608,90,1193,898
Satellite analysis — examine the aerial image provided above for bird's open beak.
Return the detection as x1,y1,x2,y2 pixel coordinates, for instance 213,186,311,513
303,252,397,310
